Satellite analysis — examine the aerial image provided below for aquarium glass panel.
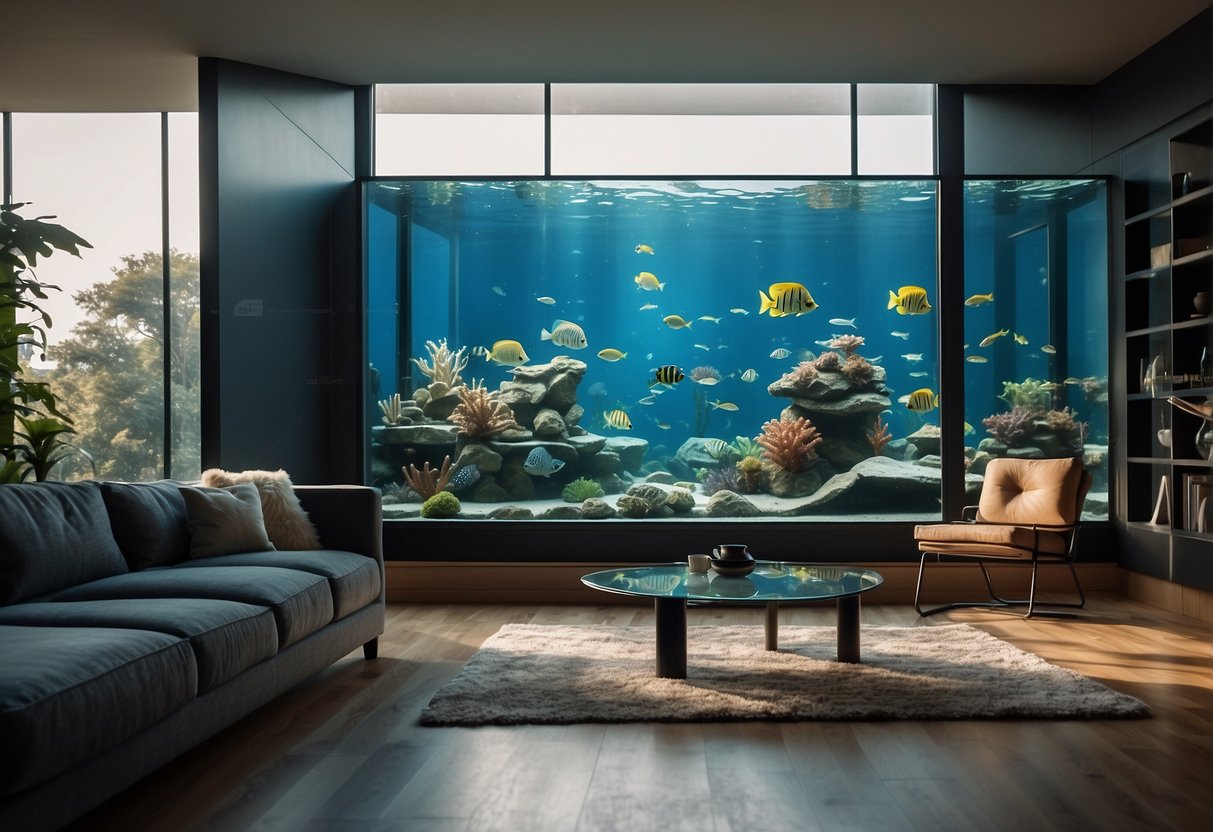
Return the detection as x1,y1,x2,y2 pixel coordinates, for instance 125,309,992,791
962,179,1108,519
550,85,852,175
857,84,935,175
366,179,943,521
375,84,545,175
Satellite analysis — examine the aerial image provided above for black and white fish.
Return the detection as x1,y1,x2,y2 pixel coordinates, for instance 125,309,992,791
523,447,565,477
448,465,481,492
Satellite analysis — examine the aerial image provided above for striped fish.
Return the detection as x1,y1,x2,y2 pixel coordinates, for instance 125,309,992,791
540,320,588,349
887,285,932,315
759,282,818,317
652,365,684,385
740,369,758,383
604,409,632,430
900,388,939,413
703,438,730,459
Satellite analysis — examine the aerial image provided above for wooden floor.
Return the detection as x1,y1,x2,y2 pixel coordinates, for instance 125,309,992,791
72,595,1212,832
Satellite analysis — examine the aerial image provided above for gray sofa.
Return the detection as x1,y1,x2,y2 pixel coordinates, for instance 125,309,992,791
0,480,384,832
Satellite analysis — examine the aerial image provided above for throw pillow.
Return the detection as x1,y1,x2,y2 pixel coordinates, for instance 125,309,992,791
200,468,323,550
180,483,276,559
100,481,190,570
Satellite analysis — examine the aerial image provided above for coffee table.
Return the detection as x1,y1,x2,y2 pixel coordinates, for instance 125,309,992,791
581,562,884,678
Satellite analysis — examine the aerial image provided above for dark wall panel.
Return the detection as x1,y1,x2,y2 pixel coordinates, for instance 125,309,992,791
200,58,362,484
963,85,1092,175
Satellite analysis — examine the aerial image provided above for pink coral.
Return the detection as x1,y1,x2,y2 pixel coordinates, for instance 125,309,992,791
841,354,874,384
866,413,893,456
814,351,841,372
981,406,1042,446
827,334,865,357
757,415,823,473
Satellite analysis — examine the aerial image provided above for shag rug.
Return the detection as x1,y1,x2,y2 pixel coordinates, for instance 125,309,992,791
418,623,1148,725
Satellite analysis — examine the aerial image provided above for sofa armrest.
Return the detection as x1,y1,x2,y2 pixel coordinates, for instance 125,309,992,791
293,486,382,561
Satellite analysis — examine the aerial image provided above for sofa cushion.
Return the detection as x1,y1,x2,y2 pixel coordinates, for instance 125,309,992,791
0,482,129,605
0,599,278,693
200,468,323,551
0,624,197,799
180,483,275,559
179,551,381,619
48,566,334,648
100,480,190,570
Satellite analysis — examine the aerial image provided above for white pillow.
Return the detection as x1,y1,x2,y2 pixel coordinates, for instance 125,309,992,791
200,468,323,551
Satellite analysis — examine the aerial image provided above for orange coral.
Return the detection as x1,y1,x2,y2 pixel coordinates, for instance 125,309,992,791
756,415,823,473
449,385,519,441
402,455,452,499
866,413,893,456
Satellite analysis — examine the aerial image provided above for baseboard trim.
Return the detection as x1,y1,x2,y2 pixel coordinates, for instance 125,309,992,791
1120,570,1213,624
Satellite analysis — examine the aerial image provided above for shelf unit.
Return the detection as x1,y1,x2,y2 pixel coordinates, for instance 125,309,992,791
1120,113,1212,589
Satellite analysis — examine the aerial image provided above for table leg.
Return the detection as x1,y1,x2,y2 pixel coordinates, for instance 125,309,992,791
765,601,779,651
836,595,861,663
655,597,687,679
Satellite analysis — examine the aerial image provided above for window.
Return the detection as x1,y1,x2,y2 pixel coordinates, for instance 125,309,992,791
857,84,935,175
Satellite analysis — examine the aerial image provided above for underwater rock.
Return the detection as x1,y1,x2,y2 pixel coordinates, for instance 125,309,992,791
781,391,892,418
1006,446,1046,459
496,458,536,501
674,437,726,469
507,356,588,413
705,490,761,518
565,403,585,428
915,454,942,468
666,457,695,482
497,379,548,406
568,433,607,457
467,480,510,502
595,473,625,494
674,481,697,492
373,426,418,445
533,407,566,437
497,427,533,442
968,450,993,475
379,423,459,446
488,506,534,520
582,450,620,476
645,471,676,485
488,439,578,464
763,460,824,498
422,391,462,421
604,436,649,472
539,505,583,520
567,425,588,437
906,425,941,455
580,498,617,519
616,483,675,518
793,456,981,514
665,487,696,514
455,442,503,473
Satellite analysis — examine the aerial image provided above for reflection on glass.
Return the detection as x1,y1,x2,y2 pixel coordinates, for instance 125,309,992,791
168,112,202,480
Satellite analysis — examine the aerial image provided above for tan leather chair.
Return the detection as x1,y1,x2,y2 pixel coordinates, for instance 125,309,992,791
913,456,1091,618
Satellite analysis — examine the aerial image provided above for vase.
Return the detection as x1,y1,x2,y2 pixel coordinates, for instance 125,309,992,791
1197,420,1213,462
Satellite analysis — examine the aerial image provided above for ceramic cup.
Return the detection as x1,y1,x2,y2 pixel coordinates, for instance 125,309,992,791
713,543,751,560
1157,428,1172,448
687,554,712,573
1195,290,1211,316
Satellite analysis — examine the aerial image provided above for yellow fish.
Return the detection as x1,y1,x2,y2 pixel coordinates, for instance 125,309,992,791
888,286,932,315
901,388,939,413
978,328,1010,347
597,348,627,362
964,292,994,307
653,365,685,385
663,314,692,330
965,355,988,364
635,243,655,255
709,400,739,411
635,271,665,291
759,282,818,317
1041,344,1057,354
604,409,632,430
1013,333,1028,346
479,339,529,366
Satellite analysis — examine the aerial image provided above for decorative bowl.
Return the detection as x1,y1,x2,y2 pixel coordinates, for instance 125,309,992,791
709,558,756,577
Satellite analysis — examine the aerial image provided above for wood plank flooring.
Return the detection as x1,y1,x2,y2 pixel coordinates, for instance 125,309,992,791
70,595,1212,832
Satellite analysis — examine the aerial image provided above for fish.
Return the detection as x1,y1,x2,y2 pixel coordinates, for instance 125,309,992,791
769,348,791,359
909,371,928,377
901,388,939,413
703,438,730,459
635,271,664,291
663,314,693,330
597,348,627,362
637,396,657,405
535,296,556,305
1063,377,1082,385
891,331,910,340
523,447,566,477
887,285,932,315
448,465,481,492
491,286,507,297
1013,332,1028,346
586,382,607,398
1041,344,1057,354
639,303,658,311
978,328,1010,347
964,292,994,307
693,343,711,351
655,422,672,430
604,409,633,430
635,243,655,255
698,315,722,324
710,400,739,411
478,339,530,366
541,319,588,349
965,355,988,364
759,282,818,317
964,422,975,435
869,355,883,363
645,352,654,361
740,369,758,383
1040,382,1061,391
901,353,924,363
694,377,720,386
729,308,750,315
653,365,685,385
828,317,857,328
813,339,833,347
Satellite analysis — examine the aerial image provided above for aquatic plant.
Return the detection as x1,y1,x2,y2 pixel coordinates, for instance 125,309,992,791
689,365,722,383
813,351,841,372
998,377,1052,410
981,406,1042,446
410,338,468,390
420,490,461,519
866,413,893,456
757,415,823,473
840,354,875,384
701,465,741,495
402,455,453,499
378,393,408,426
449,385,519,441
562,477,605,503
827,334,865,357
735,455,768,493
729,435,764,459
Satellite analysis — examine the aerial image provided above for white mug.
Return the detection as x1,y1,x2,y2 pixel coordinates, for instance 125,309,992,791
687,554,712,573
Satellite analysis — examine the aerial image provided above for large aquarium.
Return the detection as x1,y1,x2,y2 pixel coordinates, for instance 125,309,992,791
365,177,1107,521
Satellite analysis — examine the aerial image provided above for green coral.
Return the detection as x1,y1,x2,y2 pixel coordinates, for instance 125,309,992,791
420,490,461,518
998,377,1053,410
561,477,605,503
729,435,764,459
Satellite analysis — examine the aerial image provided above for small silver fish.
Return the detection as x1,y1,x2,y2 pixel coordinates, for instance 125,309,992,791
740,369,758,383
639,303,658,311
694,344,711,351
813,339,833,347
536,296,556,305
902,353,924,363
523,447,566,477
769,348,791,359
891,331,910,340
491,286,506,296
909,371,928,377
828,317,857,328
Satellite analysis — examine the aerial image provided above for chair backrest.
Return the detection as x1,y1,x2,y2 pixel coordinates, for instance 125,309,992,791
977,457,1090,527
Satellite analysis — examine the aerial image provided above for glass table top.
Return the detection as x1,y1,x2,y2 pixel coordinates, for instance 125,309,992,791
581,562,884,603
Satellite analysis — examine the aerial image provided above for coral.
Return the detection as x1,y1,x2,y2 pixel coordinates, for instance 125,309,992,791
420,491,461,518
735,455,768,493
701,465,741,495
729,435,764,459
449,385,519,441
778,361,819,392
814,351,841,372
1044,406,1079,434
866,413,893,456
981,406,1042,446
841,354,875,384
757,415,823,473
562,477,605,503
410,338,468,389
828,334,865,357
402,455,453,499
690,365,722,383
378,393,407,426
998,377,1052,410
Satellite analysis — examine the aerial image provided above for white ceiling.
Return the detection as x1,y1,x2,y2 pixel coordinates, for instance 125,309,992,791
6,0,1209,111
